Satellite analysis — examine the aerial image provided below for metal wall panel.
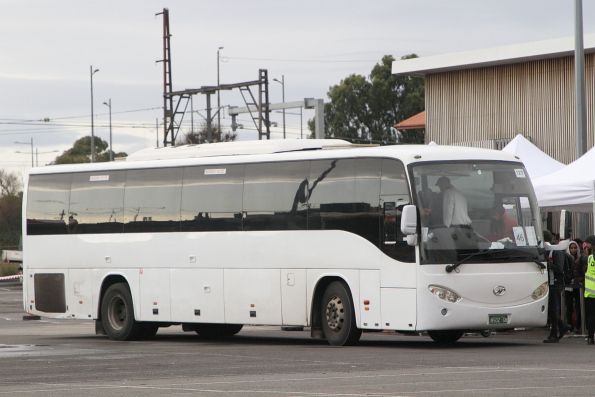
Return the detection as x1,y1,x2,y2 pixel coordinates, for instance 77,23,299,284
426,54,595,164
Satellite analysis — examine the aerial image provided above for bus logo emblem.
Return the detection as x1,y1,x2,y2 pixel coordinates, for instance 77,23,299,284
493,286,506,296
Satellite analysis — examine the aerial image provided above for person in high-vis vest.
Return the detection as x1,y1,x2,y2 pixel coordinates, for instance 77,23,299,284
583,235,595,345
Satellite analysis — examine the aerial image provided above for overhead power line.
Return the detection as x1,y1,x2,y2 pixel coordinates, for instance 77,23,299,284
0,106,162,123
225,56,378,64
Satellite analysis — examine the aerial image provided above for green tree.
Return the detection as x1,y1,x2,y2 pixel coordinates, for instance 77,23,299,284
0,170,22,250
180,124,237,145
53,136,127,164
311,54,425,144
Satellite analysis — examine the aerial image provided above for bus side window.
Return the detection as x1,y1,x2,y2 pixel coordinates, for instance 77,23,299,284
243,161,309,231
381,159,414,263
354,158,381,247
180,165,244,232
26,173,71,235
383,201,397,245
69,171,126,234
123,168,183,233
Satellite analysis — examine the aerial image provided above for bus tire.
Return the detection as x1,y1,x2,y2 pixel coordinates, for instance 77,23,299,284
100,282,143,341
195,324,243,338
428,330,464,345
320,281,361,346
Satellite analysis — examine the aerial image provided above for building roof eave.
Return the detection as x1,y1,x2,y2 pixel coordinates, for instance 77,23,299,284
392,34,595,76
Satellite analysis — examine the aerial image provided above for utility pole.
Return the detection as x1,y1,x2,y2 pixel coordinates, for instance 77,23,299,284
90,65,100,162
103,98,113,161
300,106,303,139
14,138,34,167
575,0,587,158
190,95,194,135
575,0,589,309
156,8,174,147
273,75,286,138
217,46,224,134
206,93,212,143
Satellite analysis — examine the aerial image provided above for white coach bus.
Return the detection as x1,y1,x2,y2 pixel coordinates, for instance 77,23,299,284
22,139,548,345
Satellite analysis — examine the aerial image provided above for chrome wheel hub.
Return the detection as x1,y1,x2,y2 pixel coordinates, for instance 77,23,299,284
108,296,126,331
325,295,345,331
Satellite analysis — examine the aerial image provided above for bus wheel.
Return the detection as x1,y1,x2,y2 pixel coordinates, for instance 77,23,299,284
195,324,243,338
100,283,143,341
320,281,361,346
428,330,464,345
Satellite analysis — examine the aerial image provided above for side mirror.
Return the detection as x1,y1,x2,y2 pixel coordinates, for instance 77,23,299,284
400,205,418,235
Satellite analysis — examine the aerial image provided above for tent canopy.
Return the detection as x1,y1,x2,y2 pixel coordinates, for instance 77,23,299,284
501,134,564,180
532,145,595,211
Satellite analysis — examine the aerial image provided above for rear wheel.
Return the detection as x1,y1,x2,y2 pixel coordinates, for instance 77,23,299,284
194,324,243,338
428,330,464,345
100,282,144,341
320,281,361,346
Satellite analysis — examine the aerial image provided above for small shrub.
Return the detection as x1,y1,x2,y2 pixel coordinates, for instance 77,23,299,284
0,263,20,277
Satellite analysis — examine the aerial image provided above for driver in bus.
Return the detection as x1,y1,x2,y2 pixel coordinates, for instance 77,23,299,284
488,204,517,241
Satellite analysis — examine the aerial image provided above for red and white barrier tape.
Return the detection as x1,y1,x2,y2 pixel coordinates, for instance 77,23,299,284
0,274,22,281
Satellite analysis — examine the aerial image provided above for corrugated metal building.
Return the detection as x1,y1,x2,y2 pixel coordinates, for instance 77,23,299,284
392,35,595,164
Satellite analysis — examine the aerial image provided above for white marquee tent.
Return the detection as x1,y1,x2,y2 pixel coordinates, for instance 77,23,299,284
532,145,595,211
501,134,564,180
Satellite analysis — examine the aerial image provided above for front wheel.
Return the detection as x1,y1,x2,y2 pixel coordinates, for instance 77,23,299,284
100,282,144,341
320,281,361,346
428,330,464,345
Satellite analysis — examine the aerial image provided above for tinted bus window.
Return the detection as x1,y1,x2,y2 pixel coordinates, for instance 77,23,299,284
307,159,356,232
180,165,244,232
354,158,381,246
123,168,182,233
243,161,309,230
27,173,71,235
69,171,125,234
381,159,414,262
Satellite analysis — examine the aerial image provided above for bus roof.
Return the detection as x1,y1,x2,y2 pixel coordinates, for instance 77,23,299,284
30,140,521,175
125,139,354,161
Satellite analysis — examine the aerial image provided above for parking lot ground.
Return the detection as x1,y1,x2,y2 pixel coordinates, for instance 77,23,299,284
2,282,595,397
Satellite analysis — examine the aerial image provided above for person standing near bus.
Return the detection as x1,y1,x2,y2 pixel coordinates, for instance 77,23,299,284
565,241,583,333
583,235,595,345
543,230,569,343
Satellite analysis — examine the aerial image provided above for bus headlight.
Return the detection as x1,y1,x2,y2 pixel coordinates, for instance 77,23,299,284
428,285,461,303
531,282,548,300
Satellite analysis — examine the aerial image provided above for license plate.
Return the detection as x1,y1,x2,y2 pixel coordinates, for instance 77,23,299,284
488,314,509,325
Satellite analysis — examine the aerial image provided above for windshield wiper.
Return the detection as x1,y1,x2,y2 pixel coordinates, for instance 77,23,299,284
445,248,546,273
500,250,546,272
445,249,494,273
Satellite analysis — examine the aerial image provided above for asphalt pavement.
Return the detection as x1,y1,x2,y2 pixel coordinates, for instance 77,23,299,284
0,281,593,397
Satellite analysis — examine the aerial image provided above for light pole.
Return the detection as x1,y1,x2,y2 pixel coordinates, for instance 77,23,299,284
103,98,113,161
217,46,224,134
15,138,34,167
575,0,587,158
273,75,286,139
90,65,100,162
34,149,58,166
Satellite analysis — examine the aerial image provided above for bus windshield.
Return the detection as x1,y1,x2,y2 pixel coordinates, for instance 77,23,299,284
411,161,543,265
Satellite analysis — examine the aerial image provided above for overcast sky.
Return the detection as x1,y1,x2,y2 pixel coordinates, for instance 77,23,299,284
1,0,594,177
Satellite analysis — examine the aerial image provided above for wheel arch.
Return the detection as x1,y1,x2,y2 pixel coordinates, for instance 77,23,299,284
309,274,359,339
96,273,136,320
